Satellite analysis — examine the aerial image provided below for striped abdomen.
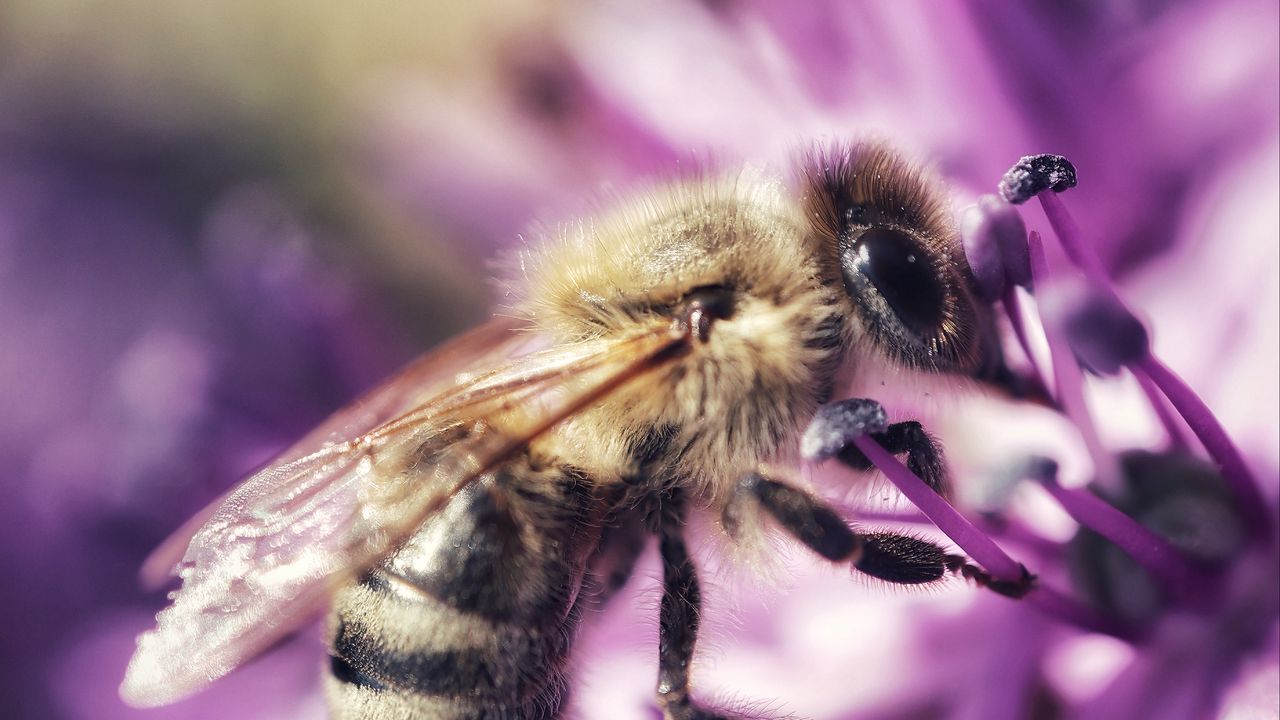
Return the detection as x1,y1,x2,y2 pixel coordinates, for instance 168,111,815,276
325,462,602,719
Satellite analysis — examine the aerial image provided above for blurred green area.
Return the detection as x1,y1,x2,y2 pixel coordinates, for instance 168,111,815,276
0,0,555,338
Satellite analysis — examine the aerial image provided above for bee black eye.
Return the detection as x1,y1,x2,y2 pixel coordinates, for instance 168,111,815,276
843,227,945,340
839,225,956,366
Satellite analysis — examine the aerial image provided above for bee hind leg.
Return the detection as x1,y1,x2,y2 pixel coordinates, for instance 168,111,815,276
653,491,736,720
583,515,647,609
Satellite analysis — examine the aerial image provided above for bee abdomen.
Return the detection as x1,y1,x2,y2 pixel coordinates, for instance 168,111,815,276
326,466,599,719
328,598,579,719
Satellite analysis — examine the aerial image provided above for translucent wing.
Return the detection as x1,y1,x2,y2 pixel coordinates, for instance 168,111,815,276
120,321,686,707
139,316,528,589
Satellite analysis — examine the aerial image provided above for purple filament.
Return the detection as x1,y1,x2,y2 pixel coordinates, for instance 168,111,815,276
1027,231,1123,490
1025,584,1135,641
850,434,1025,582
1037,191,1111,286
1034,184,1270,538
1038,472,1208,604
975,516,1067,563
1135,355,1272,536
1132,368,1191,452
851,508,1064,562
1001,284,1048,389
848,414,1135,640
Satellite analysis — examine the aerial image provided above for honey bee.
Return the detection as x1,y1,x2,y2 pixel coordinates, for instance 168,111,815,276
121,141,1030,719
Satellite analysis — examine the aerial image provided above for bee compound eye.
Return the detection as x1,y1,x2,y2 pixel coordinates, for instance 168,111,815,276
841,226,947,347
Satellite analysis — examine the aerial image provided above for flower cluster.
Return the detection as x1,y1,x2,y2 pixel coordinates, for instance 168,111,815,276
793,153,1279,718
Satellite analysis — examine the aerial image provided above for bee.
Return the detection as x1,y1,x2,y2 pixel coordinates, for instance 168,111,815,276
121,141,1029,719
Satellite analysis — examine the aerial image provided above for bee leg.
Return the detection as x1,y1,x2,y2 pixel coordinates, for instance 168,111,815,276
803,398,948,494
583,514,647,608
854,529,1034,597
742,473,1034,597
732,474,859,562
654,493,732,720
839,422,949,496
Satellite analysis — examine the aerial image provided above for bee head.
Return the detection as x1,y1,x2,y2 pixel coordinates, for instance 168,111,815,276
801,142,990,374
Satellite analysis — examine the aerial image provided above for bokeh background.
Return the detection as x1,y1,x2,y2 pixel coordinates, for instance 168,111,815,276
1,2,1276,719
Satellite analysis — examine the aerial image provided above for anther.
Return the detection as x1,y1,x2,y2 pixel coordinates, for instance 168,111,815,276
961,194,1031,301
1048,284,1150,377
999,153,1078,204
801,398,888,462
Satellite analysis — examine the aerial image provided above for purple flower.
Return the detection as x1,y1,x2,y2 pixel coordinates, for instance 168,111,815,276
356,2,1277,718
0,98,413,719
6,1,1275,719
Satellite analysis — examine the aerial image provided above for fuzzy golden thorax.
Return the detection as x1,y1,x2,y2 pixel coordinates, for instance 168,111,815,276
515,175,849,503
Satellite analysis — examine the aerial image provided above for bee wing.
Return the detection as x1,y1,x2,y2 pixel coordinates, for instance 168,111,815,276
140,316,529,589
120,322,686,708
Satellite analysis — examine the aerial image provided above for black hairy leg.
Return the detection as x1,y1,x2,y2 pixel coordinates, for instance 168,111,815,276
583,515,647,609
801,398,950,495
736,473,1033,596
654,492,735,720
800,397,1035,597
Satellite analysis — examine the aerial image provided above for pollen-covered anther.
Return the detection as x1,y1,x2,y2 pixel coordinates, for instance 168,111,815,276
1054,286,1151,376
801,398,888,462
998,153,1078,204
960,194,1031,301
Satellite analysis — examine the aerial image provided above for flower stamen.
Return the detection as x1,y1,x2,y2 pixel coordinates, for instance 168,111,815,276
1027,230,1125,490
850,435,1026,584
1001,153,1273,539
1032,460,1213,607
1133,356,1272,538
1025,585,1136,641
1132,370,1191,452
1000,284,1049,393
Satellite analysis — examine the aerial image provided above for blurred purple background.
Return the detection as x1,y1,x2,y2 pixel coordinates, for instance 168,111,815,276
1,2,1276,719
